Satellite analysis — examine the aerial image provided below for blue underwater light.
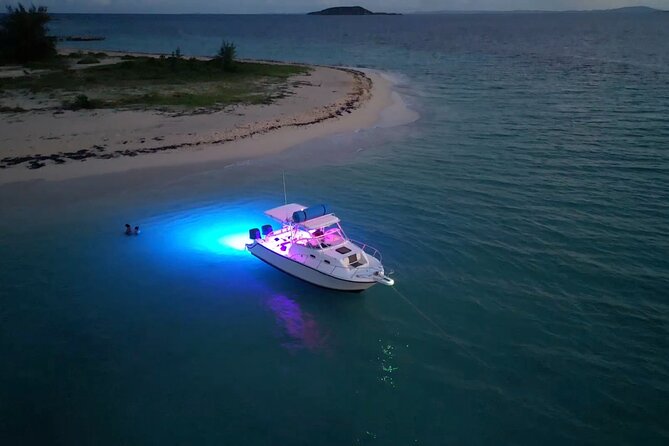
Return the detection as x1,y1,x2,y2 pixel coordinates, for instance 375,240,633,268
218,233,253,251
189,215,269,256
148,203,272,258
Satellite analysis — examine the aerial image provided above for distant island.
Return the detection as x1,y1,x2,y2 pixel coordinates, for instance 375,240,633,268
412,6,664,14
602,6,663,13
308,6,400,16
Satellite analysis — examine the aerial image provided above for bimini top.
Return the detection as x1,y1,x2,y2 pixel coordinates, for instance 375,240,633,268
264,203,340,228
265,203,306,222
299,214,340,230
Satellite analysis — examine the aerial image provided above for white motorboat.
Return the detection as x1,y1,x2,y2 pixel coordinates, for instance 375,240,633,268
246,203,394,292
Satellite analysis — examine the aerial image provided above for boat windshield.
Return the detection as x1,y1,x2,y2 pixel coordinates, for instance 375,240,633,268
294,225,347,249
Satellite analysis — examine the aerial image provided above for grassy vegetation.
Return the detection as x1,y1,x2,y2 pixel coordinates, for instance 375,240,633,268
64,94,102,110
23,57,68,70
0,55,310,111
76,55,100,65
0,7,307,113
65,51,108,59
0,105,26,112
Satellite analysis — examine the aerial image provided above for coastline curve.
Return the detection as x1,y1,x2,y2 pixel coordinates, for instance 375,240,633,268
0,57,417,185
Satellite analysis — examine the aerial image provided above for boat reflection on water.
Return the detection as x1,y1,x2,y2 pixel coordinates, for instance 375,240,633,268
266,295,329,352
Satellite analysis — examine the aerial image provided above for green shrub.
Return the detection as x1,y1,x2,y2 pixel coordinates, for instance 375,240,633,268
76,55,100,65
0,4,57,65
66,94,99,110
216,40,237,72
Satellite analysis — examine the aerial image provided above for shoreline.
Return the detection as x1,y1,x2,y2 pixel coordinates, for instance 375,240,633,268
0,53,408,185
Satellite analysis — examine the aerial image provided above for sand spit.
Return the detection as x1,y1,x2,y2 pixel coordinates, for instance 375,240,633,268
1,58,396,184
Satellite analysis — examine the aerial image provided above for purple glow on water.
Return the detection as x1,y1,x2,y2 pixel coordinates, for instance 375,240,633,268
266,295,329,353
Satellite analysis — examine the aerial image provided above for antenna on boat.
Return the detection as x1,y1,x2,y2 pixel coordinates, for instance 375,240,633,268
282,171,287,205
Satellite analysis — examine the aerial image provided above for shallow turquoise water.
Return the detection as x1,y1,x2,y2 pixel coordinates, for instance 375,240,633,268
2,12,669,445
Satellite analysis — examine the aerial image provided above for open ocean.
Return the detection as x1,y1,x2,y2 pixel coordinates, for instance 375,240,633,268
1,11,668,445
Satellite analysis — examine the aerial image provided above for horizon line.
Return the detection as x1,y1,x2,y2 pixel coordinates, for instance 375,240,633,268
37,7,666,15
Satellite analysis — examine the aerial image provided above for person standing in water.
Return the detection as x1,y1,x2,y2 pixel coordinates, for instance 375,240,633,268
133,226,140,235
125,224,132,235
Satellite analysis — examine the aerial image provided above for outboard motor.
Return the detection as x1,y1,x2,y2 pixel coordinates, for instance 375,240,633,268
249,228,261,240
261,224,273,236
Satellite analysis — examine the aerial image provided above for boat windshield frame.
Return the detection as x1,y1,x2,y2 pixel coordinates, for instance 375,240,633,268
291,222,349,250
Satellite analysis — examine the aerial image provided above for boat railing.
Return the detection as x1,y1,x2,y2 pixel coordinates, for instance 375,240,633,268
321,262,381,280
350,239,383,262
308,254,385,280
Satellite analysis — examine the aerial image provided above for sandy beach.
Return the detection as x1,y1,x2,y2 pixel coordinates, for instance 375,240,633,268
0,54,397,185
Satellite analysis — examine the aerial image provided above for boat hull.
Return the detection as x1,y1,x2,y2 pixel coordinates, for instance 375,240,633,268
248,242,376,292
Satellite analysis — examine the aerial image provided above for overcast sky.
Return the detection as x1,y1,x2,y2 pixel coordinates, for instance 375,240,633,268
5,0,667,14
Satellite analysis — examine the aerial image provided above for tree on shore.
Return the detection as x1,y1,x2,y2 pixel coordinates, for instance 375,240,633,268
0,4,56,65
216,40,237,72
